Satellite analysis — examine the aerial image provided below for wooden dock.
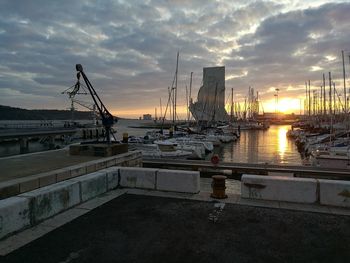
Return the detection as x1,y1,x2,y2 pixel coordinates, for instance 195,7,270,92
143,159,350,180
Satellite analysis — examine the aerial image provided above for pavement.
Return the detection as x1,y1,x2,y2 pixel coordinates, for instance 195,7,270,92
1,190,350,263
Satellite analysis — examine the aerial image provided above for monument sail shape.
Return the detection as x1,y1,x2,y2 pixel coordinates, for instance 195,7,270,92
189,66,228,123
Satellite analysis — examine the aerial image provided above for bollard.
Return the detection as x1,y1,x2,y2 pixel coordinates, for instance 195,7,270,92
211,175,227,199
122,133,128,143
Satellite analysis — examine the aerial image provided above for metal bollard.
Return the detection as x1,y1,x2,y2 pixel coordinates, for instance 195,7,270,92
211,175,227,199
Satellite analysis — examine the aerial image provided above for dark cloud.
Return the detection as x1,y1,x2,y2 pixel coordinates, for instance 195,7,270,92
0,0,349,116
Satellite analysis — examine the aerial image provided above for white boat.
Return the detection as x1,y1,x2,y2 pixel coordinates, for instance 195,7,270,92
191,134,222,147
310,146,350,169
170,137,214,153
154,140,203,159
130,143,193,159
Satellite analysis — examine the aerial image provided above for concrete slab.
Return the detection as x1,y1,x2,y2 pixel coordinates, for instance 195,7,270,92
69,165,87,178
70,171,107,202
319,179,350,207
157,169,200,193
95,160,107,170
105,157,116,168
120,167,157,189
19,178,39,193
38,173,57,187
105,167,120,190
0,197,31,240
20,181,81,224
85,162,96,173
55,169,71,182
241,174,317,203
0,182,20,199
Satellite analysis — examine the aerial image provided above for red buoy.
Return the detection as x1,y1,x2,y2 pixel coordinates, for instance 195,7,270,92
211,154,220,165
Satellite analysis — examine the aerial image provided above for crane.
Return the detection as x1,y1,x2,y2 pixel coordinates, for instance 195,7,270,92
74,64,117,143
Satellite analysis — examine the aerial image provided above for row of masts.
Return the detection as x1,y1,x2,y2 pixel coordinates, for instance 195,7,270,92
229,87,260,121
304,50,349,117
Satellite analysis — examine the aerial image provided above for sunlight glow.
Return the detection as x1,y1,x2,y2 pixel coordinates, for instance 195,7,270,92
262,98,301,114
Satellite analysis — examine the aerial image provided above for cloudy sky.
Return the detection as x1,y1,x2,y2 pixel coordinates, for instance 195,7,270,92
1,0,350,118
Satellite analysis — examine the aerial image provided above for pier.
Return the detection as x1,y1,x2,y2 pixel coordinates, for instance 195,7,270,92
0,128,78,153
0,127,104,154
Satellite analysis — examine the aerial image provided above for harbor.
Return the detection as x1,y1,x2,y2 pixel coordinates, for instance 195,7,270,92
1,1,350,262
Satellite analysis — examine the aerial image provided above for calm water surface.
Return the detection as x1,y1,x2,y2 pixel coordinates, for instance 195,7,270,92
212,125,302,165
0,120,302,165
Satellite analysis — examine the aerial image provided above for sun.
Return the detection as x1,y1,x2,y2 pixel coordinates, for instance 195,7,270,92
262,98,301,114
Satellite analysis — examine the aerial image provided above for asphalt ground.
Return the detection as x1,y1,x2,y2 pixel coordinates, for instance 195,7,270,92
2,194,350,263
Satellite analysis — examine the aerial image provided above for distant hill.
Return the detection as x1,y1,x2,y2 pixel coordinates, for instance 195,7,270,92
0,105,95,120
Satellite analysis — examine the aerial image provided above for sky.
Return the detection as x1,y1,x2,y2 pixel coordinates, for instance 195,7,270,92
1,0,350,118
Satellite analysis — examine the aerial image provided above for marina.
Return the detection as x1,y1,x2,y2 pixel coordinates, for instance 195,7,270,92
0,121,303,165
1,1,350,262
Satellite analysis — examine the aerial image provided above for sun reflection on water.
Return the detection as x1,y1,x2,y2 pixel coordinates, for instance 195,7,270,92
278,126,288,161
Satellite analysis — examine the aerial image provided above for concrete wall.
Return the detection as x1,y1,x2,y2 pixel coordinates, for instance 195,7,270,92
157,169,200,194
0,197,31,239
0,151,142,200
120,167,157,189
20,181,81,224
0,166,200,240
241,174,318,203
319,179,350,207
242,174,350,207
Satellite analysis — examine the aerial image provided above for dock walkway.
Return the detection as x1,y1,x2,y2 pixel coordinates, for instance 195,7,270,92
0,148,101,182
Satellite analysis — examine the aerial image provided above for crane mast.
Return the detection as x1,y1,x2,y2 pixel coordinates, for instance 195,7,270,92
74,64,117,143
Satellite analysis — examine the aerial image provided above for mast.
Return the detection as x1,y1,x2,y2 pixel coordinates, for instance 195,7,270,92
189,72,193,105
230,88,233,123
329,72,332,115
186,85,189,122
342,50,347,113
323,73,326,115
333,82,336,115
174,51,179,125
308,80,311,116
305,82,308,116
160,98,163,121
320,85,323,115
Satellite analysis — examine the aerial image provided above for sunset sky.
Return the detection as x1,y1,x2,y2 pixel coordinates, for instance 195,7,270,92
1,0,350,118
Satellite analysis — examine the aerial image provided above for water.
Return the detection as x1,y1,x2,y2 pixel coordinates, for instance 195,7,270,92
0,120,302,165
210,125,302,165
